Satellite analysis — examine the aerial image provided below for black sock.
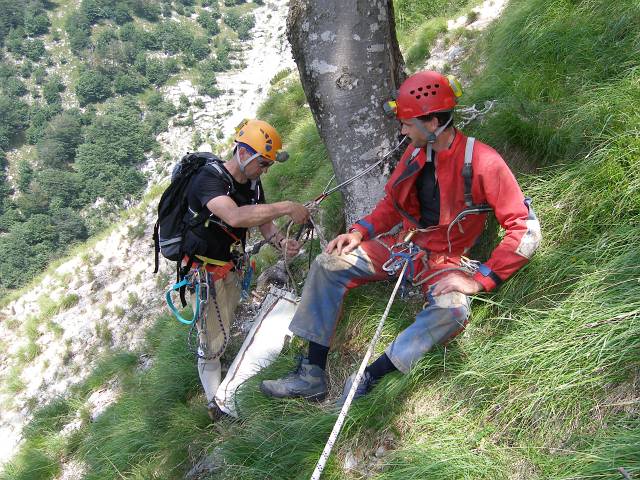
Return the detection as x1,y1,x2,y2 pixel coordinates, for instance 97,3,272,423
365,353,397,382
308,341,329,370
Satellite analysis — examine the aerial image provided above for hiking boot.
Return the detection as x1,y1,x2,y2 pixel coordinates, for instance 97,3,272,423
335,371,375,408
260,358,328,401
207,400,224,421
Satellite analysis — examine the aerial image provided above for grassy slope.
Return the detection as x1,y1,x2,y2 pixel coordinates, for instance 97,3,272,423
3,0,639,478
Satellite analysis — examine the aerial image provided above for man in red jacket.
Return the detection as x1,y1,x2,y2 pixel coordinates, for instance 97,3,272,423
260,70,542,403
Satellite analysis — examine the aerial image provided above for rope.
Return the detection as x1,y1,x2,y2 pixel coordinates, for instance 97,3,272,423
313,136,408,203
310,259,410,480
456,100,496,129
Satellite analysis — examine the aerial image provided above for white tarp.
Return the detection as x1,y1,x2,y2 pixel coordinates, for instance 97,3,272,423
214,286,298,417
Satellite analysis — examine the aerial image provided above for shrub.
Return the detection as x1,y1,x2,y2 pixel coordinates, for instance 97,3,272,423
132,0,161,21
197,11,220,35
223,10,241,30
20,60,33,78
60,293,80,310
237,13,255,40
24,9,51,36
4,77,27,97
37,111,82,167
42,75,65,105
75,69,112,106
127,292,139,307
24,38,46,60
33,65,47,84
113,72,149,94
144,58,170,86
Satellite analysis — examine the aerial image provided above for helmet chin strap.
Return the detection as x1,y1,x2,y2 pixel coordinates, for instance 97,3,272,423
235,147,261,174
411,113,453,144
412,114,453,163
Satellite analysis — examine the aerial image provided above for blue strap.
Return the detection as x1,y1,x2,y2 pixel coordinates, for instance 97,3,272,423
166,278,199,325
241,263,254,300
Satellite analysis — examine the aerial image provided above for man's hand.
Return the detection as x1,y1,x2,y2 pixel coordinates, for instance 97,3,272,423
280,238,302,257
325,231,362,256
431,273,484,296
286,201,310,224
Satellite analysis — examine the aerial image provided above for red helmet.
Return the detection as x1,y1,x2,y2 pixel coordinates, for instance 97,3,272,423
394,71,462,120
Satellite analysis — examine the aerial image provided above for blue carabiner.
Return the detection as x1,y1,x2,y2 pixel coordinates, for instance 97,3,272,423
165,278,199,325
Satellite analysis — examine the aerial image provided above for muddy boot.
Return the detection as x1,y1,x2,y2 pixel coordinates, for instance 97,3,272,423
335,371,375,408
207,400,225,422
260,358,328,401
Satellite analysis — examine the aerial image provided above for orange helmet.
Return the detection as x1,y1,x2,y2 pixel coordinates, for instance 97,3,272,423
234,119,287,163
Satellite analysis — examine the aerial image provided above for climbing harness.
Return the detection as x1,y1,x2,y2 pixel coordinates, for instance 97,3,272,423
310,231,417,480
166,258,242,360
381,238,426,297
446,136,494,252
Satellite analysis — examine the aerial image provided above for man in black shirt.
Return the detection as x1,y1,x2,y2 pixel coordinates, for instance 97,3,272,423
185,119,309,418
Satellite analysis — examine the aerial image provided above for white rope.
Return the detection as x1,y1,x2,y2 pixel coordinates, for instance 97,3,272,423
456,100,497,129
310,259,410,480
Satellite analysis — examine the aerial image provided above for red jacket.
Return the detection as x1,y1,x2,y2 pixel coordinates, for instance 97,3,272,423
350,131,541,291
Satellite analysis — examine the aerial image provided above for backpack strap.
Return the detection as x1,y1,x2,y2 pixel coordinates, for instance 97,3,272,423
462,137,475,208
204,159,236,195
153,220,160,273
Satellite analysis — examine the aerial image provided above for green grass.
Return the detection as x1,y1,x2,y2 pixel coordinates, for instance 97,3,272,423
59,293,80,310
3,0,640,478
1,317,207,480
403,17,448,70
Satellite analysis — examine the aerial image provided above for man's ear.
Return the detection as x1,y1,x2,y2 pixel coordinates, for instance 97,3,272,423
425,115,440,130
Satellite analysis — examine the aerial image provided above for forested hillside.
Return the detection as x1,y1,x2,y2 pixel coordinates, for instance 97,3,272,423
0,0,258,295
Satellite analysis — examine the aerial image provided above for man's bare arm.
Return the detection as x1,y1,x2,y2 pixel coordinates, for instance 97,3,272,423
206,195,309,228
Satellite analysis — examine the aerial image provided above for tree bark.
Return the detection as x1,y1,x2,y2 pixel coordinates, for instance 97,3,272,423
287,0,405,225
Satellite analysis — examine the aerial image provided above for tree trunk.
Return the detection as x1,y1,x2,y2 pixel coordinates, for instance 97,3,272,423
287,0,405,225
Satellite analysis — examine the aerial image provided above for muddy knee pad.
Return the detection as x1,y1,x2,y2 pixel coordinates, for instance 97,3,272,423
386,291,470,373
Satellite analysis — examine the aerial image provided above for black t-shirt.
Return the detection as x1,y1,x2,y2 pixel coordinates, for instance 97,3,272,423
416,150,440,227
185,163,265,261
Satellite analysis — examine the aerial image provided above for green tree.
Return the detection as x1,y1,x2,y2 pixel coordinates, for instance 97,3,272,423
75,69,112,105
0,94,29,149
16,159,33,193
113,72,149,94
37,112,82,167
42,75,65,105
4,77,27,97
